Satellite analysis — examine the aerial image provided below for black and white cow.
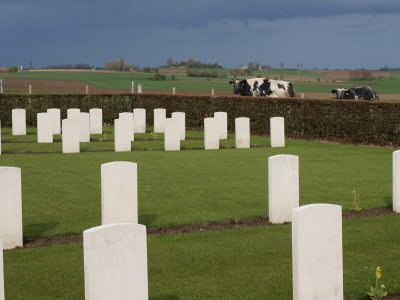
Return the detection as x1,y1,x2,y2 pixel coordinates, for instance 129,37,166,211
229,78,296,97
331,86,379,101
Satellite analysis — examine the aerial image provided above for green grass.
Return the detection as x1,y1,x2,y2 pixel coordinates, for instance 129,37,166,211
2,70,400,94
0,128,395,238
4,215,400,299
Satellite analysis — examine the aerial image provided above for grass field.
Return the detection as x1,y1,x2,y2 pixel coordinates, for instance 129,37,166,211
2,69,400,94
3,216,400,299
0,127,395,237
1,126,400,299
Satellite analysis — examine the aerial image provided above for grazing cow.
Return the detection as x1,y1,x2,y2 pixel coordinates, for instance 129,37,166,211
229,78,296,97
331,86,379,101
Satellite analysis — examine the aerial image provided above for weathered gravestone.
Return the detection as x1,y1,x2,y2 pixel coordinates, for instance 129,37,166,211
0,167,23,250
119,112,134,141
270,117,285,147
12,109,26,136
101,162,138,224
171,112,185,140
37,113,53,143
84,223,148,300
164,118,180,151
77,112,90,142
268,154,299,224
204,118,219,150
393,150,400,213
0,240,3,300
62,119,80,153
292,204,343,300
67,108,80,120
133,108,146,133
0,122,2,155
47,108,61,134
89,108,103,135
153,108,166,133
114,119,132,152
214,112,228,139
235,117,250,149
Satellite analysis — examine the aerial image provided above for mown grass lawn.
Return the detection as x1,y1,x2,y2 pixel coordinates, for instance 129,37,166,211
3,215,400,299
0,127,395,238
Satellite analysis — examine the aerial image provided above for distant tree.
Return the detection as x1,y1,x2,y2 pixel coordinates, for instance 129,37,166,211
167,57,174,66
247,61,260,71
161,58,223,69
104,58,131,71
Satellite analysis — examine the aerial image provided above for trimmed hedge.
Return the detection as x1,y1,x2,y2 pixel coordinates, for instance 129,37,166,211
1,93,400,146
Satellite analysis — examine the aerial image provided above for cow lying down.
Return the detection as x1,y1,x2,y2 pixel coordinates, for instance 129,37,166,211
229,78,296,97
331,86,379,101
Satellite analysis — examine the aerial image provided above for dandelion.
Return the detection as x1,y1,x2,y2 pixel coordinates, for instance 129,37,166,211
375,266,382,280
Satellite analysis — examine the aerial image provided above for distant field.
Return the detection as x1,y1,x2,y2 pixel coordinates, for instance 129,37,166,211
1,69,400,95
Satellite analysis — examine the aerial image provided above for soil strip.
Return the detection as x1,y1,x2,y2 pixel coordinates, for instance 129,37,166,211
22,207,394,249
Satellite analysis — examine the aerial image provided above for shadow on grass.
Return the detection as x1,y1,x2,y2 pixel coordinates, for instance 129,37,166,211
140,214,158,226
150,295,181,300
383,196,393,209
24,222,59,237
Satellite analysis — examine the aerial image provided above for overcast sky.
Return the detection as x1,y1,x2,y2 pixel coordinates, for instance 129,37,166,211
1,0,400,69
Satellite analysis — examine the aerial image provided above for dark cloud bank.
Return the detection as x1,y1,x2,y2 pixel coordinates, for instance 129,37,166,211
1,0,399,68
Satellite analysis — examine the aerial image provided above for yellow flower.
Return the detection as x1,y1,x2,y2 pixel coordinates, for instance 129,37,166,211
375,266,383,280
381,284,385,289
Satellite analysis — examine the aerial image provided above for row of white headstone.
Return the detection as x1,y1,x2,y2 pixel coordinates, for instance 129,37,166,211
2,154,400,298
6,108,284,147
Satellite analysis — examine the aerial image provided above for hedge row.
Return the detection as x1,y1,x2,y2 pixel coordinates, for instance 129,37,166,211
1,93,400,146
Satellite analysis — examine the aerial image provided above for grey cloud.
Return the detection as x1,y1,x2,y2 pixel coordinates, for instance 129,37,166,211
1,1,400,67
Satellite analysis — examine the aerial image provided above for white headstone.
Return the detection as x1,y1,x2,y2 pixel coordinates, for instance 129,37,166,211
47,108,61,135
62,119,80,153
67,108,80,119
235,117,250,149
77,112,90,143
268,154,299,224
171,112,185,140
172,87,176,95
204,118,219,150
133,108,146,133
0,167,23,250
393,150,400,213
89,108,103,134
270,117,285,147
114,119,132,152
84,223,148,300
154,108,166,133
131,81,134,94
164,118,180,151
12,109,26,136
119,112,134,141
0,240,4,300
37,113,53,143
292,204,343,300
138,84,143,94
101,162,138,224
214,112,228,139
